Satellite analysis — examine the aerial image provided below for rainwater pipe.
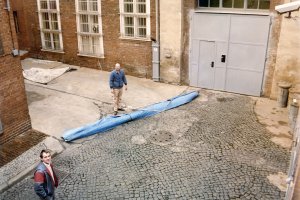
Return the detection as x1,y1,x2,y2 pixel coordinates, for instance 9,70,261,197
3,0,18,56
0,116,3,135
152,0,160,81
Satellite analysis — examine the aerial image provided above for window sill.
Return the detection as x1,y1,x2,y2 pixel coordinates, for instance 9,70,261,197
77,53,105,59
41,49,65,54
119,37,152,42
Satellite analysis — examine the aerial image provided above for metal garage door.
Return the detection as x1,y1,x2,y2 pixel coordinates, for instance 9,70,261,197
189,13,270,96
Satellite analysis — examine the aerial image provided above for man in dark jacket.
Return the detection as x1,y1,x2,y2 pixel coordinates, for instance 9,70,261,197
109,63,128,115
34,149,58,200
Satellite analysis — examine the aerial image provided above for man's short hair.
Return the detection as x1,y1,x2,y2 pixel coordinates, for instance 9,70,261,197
40,149,51,158
115,63,120,68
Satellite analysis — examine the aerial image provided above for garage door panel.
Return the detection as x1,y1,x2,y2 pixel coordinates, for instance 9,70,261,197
230,15,270,44
228,43,266,71
192,14,230,41
190,64,199,87
214,68,226,90
198,41,215,88
226,69,263,96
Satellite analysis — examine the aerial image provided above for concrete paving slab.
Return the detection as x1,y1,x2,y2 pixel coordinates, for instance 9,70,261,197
23,58,189,139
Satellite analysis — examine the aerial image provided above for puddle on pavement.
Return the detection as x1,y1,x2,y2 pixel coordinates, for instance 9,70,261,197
26,91,46,105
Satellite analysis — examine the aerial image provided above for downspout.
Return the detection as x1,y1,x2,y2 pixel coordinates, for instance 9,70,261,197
4,0,18,56
152,0,160,81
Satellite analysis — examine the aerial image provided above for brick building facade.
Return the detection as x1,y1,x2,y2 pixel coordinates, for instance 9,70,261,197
12,0,157,78
0,0,31,144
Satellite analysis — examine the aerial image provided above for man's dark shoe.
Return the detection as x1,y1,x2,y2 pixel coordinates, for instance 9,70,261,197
114,111,118,115
118,108,125,111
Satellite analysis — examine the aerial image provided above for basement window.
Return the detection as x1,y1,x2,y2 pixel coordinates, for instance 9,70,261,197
119,0,151,40
75,0,104,57
37,0,63,51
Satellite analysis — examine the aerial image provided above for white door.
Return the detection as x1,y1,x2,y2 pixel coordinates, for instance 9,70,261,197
190,13,270,96
198,41,215,89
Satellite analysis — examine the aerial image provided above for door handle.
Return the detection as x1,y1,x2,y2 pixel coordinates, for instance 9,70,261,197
221,55,226,63
211,61,214,68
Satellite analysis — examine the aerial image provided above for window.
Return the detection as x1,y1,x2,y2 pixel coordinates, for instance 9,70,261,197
198,0,270,9
37,0,63,51
75,0,104,57
119,0,150,39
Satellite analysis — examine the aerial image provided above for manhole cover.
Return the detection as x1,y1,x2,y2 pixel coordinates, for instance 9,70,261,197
216,96,234,102
150,131,174,143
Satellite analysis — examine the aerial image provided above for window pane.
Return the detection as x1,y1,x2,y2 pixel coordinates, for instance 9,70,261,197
259,0,270,9
42,13,50,29
137,3,146,13
53,33,60,50
80,14,89,32
40,0,48,9
199,0,209,7
79,0,88,11
81,35,90,53
210,0,220,7
223,0,233,8
49,0,57,9
50,13,58,30
91,15,99,33
233,0,244,8
44,32,52,48
138,28,146,37
90,0,98,11
124,3,133,12
247,0,258,8
138,17,146,27
125,27,134,37
91,36,100,54
124,16,133,26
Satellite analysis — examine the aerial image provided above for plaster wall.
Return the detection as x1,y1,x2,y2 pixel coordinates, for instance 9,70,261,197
270,10,300,100
160,0,182,83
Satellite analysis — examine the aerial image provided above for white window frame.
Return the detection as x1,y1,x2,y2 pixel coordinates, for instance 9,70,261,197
75,0,104,58
119,0,151,40
37,0,63,52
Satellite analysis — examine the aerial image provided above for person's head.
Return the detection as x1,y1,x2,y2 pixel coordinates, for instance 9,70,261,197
40,149,52,164
115,63,121,71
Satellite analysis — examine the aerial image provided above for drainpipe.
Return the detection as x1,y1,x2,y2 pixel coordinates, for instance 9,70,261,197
4,0,19,56
152,0,160,81
0,117,3,135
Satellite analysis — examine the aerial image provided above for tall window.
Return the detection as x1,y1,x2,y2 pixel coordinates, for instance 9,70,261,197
119,0,150,39
76,0,104,57
198,0,270,9
37,0,63,51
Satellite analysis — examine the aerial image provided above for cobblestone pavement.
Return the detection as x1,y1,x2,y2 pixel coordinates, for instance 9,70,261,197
0,93,289,199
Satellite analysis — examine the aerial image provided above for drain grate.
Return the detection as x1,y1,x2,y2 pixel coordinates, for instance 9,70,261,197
150,131,174,143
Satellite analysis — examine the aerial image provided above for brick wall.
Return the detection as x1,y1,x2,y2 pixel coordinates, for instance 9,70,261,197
0,0,32,144
15,0,157,79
